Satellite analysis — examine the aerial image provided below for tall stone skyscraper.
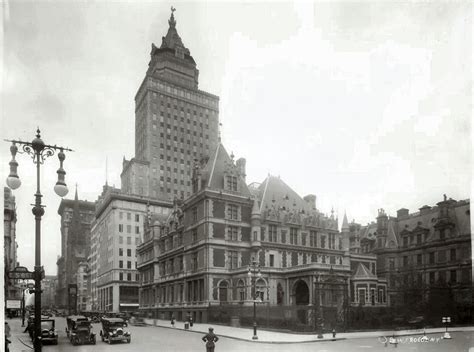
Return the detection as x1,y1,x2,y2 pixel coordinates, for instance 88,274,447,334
121,8,220,201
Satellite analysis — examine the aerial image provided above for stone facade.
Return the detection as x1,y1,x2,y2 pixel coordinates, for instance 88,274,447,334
4,187,20,305
137,143,388,328
349,196,472,323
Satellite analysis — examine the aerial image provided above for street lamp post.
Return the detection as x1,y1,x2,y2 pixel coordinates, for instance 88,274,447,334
5,129,72,352
248,257,261,340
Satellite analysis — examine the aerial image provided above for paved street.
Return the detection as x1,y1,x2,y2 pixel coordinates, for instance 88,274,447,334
7,317,474,352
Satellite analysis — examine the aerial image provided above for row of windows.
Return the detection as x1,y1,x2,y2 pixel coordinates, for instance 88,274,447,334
119,248,134,257
118,272,139,282
119,212,140,222
390,268,470,287
391,248,459,269
148,80,219,108
118,260,137,269
118,224,140,234
266,226,340,249
118,236,140,245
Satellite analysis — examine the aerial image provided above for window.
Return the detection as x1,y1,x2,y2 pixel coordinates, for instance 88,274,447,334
227,204,238,220
228,226,238,241
320,235,326,248
290,228,298,245
119,224,123,233
226,176,237,191
192,207,198,222
192,228,197,242
450,270,457,283
416,234,422,244
135,226,140,234
403,237,408,247
119,260,123,268
135,214,140,222
281,230,286,244
127,213,131,220
119,272,123,281
417,254,422,265
403,256,408,267
119,236,123,244
119,212,124,219
229,251,238,269
268,225,277,242
127,261,132,269
127,237,132,245
429,252,435,264
301,234,307,246
127,225,131,233
119,248,123,256
269,254,274,267
450,248,456,262
127,249,132,257
127,273,132,281
429,272,435,284
192,253,198,271
310,231,317,247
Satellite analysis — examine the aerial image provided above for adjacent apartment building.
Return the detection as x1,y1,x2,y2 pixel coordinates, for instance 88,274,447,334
4,187,20,310
350,196,472,324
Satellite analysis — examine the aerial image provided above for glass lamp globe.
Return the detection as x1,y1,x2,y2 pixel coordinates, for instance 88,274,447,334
54,183,69,197
6,175,21,190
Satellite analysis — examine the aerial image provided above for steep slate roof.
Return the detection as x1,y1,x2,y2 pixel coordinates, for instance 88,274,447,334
200,143,251,196
353,263,377,279
384,220,399,248
257,175,311,213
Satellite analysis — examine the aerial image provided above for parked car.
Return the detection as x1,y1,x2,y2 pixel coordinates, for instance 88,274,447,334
32,318,58,345
66,315,96,345
100,317,131,344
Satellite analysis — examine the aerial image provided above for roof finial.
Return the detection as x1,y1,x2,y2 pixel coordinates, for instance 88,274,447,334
74,183,78,201
169,6,176,28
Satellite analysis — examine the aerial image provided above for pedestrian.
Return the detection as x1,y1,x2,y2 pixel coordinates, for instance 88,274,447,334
189,316,193,328
5,321,11,352
332,328,336,339
202,327,219,352
171,315,175,327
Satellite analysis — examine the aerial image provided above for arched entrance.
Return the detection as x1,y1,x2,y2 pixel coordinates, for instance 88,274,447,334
294,280,310,324
294,280,309,305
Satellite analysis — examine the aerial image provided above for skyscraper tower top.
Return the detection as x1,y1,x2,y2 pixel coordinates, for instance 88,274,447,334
146,7,199,89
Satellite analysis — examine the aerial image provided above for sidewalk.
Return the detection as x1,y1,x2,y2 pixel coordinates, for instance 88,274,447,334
143,318,474,344
6,317,33,351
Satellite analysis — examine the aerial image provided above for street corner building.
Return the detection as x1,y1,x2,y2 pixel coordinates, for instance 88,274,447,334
136,140,389,330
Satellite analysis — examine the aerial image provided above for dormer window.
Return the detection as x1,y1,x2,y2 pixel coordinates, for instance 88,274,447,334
226,176,237,191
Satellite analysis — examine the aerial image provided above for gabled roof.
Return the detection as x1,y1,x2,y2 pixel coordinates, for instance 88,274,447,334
341,212,349,231
257,175,311,213
200,143,251,196
384,220,399,249
353,263,377,279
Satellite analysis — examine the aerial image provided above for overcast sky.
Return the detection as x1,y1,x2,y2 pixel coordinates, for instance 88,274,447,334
2,1,471,275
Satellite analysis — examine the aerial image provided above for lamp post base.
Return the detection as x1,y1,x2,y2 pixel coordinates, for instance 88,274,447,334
252,322,258,340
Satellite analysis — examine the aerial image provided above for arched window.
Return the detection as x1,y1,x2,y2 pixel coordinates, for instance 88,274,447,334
237,279,246,301
256,279,266,301
218,281,228,302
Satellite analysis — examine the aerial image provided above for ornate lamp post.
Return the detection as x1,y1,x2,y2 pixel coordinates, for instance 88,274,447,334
5,129,72,352
248,257,261,340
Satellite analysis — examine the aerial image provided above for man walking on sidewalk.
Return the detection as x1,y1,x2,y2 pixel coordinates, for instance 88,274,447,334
5,321,11,352
202,327,219,352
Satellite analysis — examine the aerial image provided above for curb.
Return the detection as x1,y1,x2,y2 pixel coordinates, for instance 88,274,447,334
146,323,346,344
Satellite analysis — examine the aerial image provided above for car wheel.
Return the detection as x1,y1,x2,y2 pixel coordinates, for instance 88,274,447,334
127,338,131,344
101,335,104,342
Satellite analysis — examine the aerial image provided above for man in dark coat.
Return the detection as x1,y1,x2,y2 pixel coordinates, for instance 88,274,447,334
202,327,219,352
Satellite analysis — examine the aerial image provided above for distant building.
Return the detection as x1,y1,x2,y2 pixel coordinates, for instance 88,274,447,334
42,276,58,309
75,262,89,312
89,185,172,312
137,143,387,328
4,187,20,307
121,8,219,201
350,197,472,323
56,188,95,309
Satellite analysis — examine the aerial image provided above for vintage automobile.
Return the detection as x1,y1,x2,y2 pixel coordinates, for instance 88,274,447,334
100,317,131,344
25,315,50,340
66,315,96,345
29,318,58,345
